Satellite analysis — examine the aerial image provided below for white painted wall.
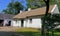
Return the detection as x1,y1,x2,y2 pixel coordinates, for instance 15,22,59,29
51,4,59,14
24,18,42,28
11,20,21,27
12,18,42,28
24,19,28,27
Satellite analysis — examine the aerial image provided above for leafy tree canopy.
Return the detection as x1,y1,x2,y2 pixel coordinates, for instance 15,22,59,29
2,1,23,15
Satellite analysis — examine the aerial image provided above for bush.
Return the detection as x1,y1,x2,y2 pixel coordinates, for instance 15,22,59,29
55,28,60,32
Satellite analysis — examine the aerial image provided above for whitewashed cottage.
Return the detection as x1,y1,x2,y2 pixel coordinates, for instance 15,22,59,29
11,4,59,28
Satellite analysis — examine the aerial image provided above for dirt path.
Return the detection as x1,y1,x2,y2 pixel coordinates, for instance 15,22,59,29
0,26,19,31
0,26,20,36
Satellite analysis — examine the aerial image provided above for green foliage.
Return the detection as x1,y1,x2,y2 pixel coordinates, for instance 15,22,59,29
27,0,60,12
26,0,45,9
2,1,23,15
41,14,60,36
14,1,23,12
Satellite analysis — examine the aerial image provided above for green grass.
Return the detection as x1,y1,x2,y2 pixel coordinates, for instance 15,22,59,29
15,28,60,36
16,28,39,32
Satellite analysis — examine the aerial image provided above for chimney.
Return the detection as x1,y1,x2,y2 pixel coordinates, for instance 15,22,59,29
20,10,23,13
28,8,31,11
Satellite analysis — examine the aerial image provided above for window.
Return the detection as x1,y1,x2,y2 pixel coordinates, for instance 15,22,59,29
30,18,32,23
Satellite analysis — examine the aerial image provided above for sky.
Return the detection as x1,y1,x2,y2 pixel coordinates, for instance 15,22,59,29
0,0,26,13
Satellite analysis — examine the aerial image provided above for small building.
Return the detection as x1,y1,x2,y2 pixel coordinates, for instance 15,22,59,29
0,13,14,26
12,4,59,28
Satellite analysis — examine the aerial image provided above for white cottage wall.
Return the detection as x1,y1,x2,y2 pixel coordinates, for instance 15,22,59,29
24,18,42,28
11,20,21,27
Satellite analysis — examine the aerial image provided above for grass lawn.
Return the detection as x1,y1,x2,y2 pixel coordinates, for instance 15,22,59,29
15,28,60,36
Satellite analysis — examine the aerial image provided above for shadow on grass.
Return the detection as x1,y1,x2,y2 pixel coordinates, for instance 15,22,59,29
0,31,40,36
13,32,40,36
0,31,13,36
0,31,60,36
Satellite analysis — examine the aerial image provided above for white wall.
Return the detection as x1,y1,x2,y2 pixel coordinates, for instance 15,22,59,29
24,18,42,28
12,18,42,28
51,4,59,14
11,18,42,28
11,20,21,27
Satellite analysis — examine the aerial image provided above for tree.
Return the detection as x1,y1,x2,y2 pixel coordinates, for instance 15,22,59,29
42,14,60,36
43,0,49,15
26,0,45,9
14,1,23,14
41,0,60,36
41,0,50,36
2,1,23,15
2,9,14,14
27,0,56,9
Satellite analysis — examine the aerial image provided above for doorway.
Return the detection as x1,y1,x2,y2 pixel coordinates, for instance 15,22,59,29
0,20,4,26
8,21,11,26
21,19,24,27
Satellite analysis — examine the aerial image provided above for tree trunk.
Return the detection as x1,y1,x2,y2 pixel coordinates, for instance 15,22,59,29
41,18,45,36
41,0,50,36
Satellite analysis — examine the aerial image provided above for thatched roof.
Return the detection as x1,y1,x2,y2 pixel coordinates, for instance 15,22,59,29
13,5,55,19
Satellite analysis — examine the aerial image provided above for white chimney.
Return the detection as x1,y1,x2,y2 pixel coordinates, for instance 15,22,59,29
20,10,23,13
28,8,31,11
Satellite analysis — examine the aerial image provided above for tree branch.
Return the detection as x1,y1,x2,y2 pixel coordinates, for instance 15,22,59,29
44,0,47,3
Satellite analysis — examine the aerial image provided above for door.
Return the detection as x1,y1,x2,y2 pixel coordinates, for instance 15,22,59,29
21,19,24,27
